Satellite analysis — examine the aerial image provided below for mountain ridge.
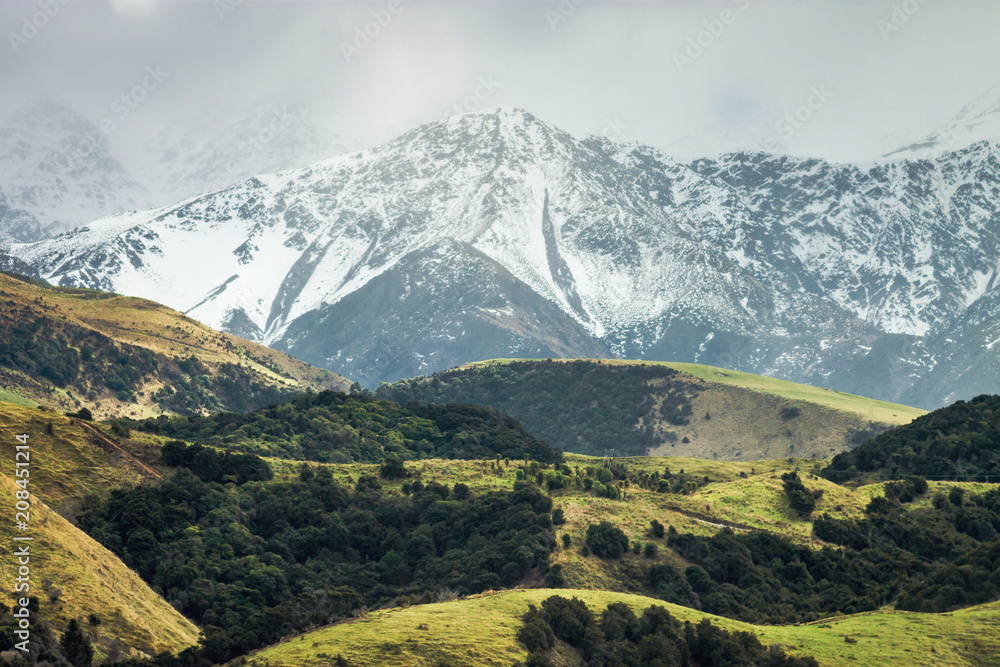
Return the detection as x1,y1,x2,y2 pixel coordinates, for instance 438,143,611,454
9,107,1000,407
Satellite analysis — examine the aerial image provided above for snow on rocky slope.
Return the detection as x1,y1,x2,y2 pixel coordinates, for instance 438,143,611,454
11,108,1000,405
0,101,150,239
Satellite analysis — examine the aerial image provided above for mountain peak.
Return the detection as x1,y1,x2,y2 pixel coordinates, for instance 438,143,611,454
11,108,1000,407
0,99,149,238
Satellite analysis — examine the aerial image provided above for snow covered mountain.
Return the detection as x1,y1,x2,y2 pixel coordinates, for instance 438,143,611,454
136,104,347,205
0,101,150,240
10,108,1000,407
0,186,44,244
882,85,1000,160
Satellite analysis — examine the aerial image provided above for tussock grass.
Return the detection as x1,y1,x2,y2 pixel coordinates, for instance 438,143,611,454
0,403,151,515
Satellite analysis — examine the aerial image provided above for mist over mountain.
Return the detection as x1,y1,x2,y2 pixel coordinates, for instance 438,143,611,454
0,101,150,240
9,106,999,407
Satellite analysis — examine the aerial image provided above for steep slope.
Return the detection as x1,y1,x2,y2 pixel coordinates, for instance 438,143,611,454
0,401,158,516
882,85,1000,159
278,242,612,385
0,100,149,238
246,588,1000,667
0,271,352,419
10,108,1000,406
0,186,44,243
378,359,924,460
685,141,1000,338
901,290,1000,406
0,475,200,660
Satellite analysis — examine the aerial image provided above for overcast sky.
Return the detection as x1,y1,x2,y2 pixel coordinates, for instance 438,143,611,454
1,0,998,163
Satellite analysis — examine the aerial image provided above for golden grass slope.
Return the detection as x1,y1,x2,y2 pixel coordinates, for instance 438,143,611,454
460,358,926,460
0,272,352,418
244,589,1000,667
0,475,199,660
0,401,158,516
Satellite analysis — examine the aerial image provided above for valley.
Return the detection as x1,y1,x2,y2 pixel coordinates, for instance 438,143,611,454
2,7,997,666
1,366,995,665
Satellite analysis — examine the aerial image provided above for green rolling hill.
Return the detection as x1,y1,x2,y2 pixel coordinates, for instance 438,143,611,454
377,358,925,460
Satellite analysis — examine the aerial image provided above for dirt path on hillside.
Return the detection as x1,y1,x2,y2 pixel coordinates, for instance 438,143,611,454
76,420,163,480
664,504,754,531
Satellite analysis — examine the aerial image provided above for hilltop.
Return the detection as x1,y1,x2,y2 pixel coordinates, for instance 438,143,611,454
0,271,352,419
127,390,564,464
824,393,1000,483
378,359,924,460
244,589,1000,667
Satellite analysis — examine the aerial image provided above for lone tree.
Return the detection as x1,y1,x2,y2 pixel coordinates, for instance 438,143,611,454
61,619,93,667
66,407,93,421
379,455,408,480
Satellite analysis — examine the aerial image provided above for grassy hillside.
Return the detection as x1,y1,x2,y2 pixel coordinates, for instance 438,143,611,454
264,453,993,599
0,401,159,516
0,271,353,419
243,588,1000,667
0,475,200,660
377,358,924,460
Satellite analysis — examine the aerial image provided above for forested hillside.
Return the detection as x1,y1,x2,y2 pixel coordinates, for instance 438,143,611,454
379,359,922,459
128,390,564,463
0,272,351,419
79,466,557,662
824,394,1000,481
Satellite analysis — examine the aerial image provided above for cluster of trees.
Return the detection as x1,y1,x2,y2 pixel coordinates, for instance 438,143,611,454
0,599,93,666
159,440,272,484
814,485,1000,611
586,522,630,558
154,358,299,415
79,471,556,661
130,391,563,464
515,595,818,667
0,312,157,399
824,394,1000,481
644,483,1000,623
526,463,710,501
377,359,701,456
781,472,822,517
